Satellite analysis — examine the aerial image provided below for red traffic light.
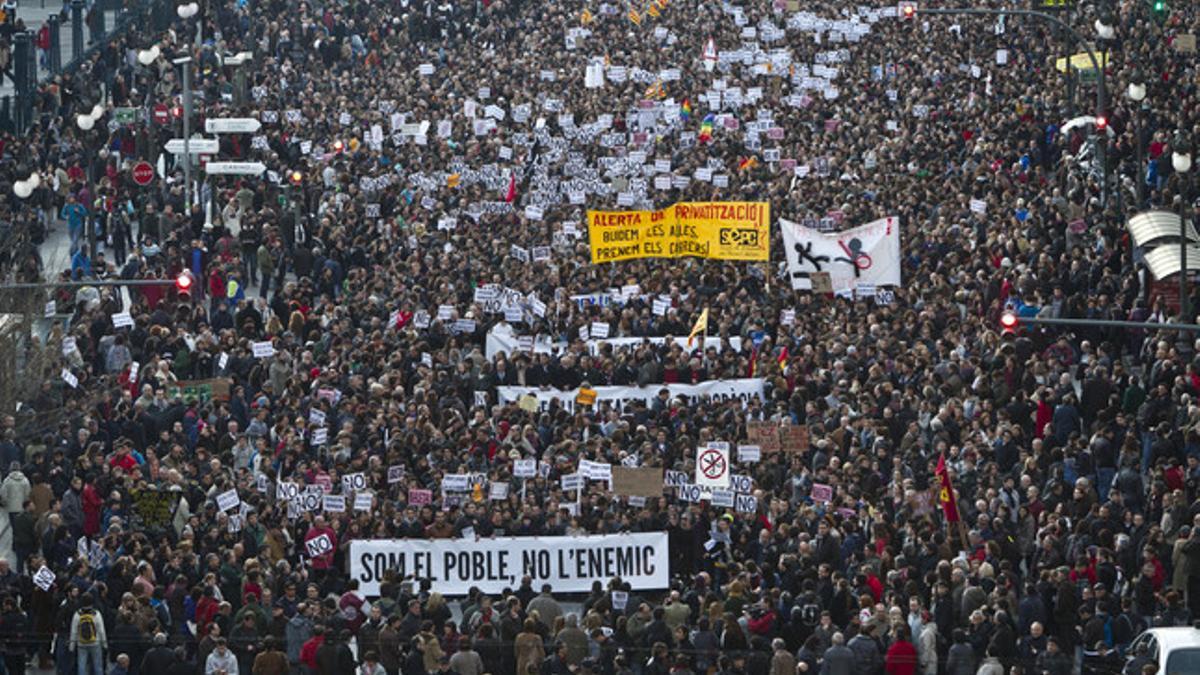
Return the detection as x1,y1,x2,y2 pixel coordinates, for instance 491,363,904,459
176,271,194,293
289,170,303,186
1095,115,1108,131
1000,312,1019,333
899,2,917,19
333,140,345,153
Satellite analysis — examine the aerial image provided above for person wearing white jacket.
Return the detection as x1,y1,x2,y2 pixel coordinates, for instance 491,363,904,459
918,618,939,675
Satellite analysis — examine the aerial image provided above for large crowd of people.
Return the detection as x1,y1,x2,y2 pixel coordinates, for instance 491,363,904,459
0,0,1197,674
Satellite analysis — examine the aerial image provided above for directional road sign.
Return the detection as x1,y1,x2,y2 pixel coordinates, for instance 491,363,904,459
205,118,262,133
165,138,220,154
204,161,267,176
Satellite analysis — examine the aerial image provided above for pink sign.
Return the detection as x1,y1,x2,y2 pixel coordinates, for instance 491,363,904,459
408,488,432,505
810,483,833,503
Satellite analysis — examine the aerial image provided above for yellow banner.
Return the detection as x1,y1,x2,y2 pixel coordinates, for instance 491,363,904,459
588,202,770,263
1055,49,1108,73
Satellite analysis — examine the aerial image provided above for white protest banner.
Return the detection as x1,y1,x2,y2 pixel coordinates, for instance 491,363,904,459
44,301,56,318
33,566,55,591
311,428,327,446
309,409,326,427
513,459,537,478
490,482,510,500
695,443,731,490
323,495,346,513
343,472,368,493
252,341,276,358
350,533,669,595
497,379,765,413
111,312,134,328
735,493,758,513
485,329,741,360
579,460,612,482
216,489,240,512
711,489,736,507
730,473,753,493
442,474,470,492
780,216,901,293
276,481,300,501
62,369,78,388
561,473,583,491
62,337,77,356
306,533,334,558
354,493,374,511
738,445,761,463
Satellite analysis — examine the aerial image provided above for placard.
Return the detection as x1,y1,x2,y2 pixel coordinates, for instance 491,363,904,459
589,202,770,263
216,489,240,512
252,341,276,358
409,488,433,505
612,466,663,497
33,566,55,591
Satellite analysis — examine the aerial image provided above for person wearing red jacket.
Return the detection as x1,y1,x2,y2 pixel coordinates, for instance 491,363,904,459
885,626,919,675
304,516,337,571
81,478,103,538
300,625,326,672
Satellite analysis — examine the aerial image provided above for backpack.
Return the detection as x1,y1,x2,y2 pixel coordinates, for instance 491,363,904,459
78,610,98,645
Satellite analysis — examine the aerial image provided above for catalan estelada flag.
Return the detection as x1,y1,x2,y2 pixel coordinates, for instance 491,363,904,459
581,8,593,24
679,99,692,122
446,173,461,188
647,4,659,17
698,113,715,143
628,8,641,24
738,156,758,172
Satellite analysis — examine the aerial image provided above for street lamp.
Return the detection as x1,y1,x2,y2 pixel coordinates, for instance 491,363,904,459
1173,131,1193,319
1127,70,1147,205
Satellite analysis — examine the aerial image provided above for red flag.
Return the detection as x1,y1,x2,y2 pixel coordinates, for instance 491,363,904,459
935,453,960,523
747,344,758,377
504,172,516,203
777,346,789,374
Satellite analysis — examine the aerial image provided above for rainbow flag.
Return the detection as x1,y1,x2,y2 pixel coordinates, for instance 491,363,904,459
699,113,715,143
680,99,692,121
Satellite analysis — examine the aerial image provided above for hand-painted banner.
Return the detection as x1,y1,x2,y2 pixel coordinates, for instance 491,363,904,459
589,202,770,263
498,379,765,412
351,533,669,595
780,216,901,292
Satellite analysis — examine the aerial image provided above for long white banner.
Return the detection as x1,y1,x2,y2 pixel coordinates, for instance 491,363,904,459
497,378,765,412
350,533,669,596
485,325,740,360
780,216,901,292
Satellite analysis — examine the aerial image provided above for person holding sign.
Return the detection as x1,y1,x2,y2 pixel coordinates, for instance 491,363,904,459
304,516,337,572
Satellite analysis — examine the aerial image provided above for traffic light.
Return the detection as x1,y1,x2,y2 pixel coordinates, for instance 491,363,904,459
1000,312,1019,334
1153,0,1166,14
1095,115,1108,132
899,1,917,19
176,271,194,297
333,140,345,154
289,170,303,186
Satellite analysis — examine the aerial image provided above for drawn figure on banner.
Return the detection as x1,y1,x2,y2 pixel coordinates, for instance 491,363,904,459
834,237,872,278
792,241,830,286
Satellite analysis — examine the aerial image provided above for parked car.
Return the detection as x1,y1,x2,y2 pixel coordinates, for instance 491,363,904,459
1127,627,1200,675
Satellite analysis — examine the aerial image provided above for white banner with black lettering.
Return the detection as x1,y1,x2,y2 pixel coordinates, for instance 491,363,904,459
780,216,901,292
485,325,740,360
497,379,765,412
351,533,669,596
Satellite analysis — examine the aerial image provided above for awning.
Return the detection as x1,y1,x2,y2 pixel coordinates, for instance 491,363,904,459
1126,210,1200,249
1143,245,1200,280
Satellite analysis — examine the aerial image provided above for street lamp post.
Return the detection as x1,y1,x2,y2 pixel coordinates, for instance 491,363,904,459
76,104,105,255
1127,71,1147,206
173,55,195,212
1174,132,1193,320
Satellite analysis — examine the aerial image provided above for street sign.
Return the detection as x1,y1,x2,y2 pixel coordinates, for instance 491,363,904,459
205,117,261,133
204,161,267,176
165,138,220,154
152,103,170,125
131,161,155,186
115,107,138,125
